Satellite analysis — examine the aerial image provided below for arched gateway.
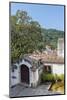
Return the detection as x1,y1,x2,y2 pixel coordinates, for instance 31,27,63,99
11,56,43,87
21,64,29,84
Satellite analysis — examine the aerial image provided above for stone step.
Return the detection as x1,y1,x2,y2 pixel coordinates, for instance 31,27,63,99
20,83,29,87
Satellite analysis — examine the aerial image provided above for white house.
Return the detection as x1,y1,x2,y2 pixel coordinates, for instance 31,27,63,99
10,38,64,88
10,53,64,88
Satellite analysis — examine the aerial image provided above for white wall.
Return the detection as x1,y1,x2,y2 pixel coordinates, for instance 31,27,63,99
52,64,64,75
32,69,39,87
11,59,33,87
11,66,20,86
57,39,64,58
44,63,64,75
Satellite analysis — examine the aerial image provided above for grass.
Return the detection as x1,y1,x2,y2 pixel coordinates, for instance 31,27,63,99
51,81,64,94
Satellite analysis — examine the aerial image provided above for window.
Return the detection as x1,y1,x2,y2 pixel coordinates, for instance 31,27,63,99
43,65,52,73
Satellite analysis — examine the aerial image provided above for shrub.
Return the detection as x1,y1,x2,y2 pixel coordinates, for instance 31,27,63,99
41,72,64,82
41,73,64,83
53,74,64,82
58,74,64,81
53,74,59,81
41,73,54,82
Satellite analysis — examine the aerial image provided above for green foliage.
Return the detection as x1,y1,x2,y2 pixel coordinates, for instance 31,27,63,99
41,73,54,82
59,74,64,81
54,74,64,81
11,9,64,63
16,10,32,24
11,10,43,62
41,28,64,49
41,73,64,83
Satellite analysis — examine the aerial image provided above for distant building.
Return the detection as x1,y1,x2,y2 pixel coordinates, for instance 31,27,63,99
57,38,64,58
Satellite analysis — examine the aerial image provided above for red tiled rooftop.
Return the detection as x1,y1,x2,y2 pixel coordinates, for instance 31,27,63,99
29,52,64,64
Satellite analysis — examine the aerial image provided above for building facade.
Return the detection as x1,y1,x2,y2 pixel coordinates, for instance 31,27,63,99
10,56,43,87
10,38,64,88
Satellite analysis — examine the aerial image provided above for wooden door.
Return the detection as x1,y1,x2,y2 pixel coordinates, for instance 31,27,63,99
21,64,29,84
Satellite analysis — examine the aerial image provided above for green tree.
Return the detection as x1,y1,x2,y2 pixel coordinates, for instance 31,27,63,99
16,10,32,25
11,10,43,63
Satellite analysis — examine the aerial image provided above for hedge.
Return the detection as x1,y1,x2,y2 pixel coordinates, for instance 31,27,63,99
41,73,64,82
41,73,54,82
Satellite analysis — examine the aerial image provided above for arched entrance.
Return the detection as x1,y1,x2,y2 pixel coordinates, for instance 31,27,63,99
21,64,29,84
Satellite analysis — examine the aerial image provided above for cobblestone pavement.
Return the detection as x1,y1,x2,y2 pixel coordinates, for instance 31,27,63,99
10,83,61,97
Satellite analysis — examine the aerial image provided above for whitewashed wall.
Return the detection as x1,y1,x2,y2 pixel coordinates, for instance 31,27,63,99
11,60,64,87
31,69,39,87
11,65,20,86
52,64,64,75
11,60,33,87
44,63,64,75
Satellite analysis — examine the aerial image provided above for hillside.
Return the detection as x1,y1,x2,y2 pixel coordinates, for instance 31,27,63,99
41,28,64,49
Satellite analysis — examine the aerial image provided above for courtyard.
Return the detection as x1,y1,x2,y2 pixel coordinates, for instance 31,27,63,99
10,83,61,97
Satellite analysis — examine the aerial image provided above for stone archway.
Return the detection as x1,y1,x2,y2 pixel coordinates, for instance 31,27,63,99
21,64,29,84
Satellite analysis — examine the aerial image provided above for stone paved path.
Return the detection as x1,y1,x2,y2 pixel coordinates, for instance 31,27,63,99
10,83,61,97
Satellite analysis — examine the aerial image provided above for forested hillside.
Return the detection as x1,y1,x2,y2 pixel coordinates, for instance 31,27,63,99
41,28,64,49
11,10,64,63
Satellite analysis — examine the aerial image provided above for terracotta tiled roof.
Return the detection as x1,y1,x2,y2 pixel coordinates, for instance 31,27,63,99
29,52,64,64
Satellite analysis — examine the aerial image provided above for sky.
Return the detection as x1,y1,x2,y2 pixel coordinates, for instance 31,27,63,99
11,2,64,31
